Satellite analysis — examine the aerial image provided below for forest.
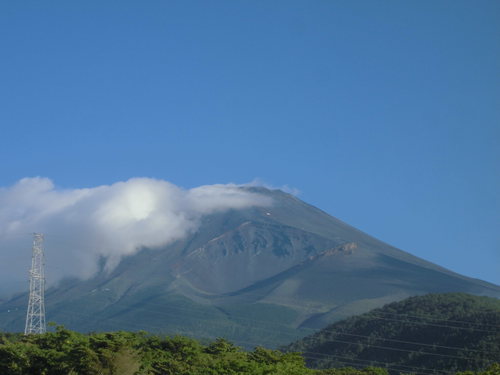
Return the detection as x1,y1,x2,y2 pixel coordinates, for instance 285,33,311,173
2,293,499,374
0,325,498,375
286,293,500,374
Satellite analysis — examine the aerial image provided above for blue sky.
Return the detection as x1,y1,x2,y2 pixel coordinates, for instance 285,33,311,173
0,1,498,286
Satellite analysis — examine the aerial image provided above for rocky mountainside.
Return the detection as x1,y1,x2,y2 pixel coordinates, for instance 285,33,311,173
1,188,499,348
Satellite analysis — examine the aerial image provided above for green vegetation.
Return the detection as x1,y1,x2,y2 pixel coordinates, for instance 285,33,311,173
0,326,338,375
2,293,498,374
0,325,497,375
286,293,500,374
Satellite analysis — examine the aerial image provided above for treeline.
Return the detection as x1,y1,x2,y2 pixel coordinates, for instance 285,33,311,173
286,293,500,374
0,326,498,375
0,326,378,375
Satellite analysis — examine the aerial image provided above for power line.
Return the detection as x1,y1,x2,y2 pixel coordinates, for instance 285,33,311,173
368,314,499,333
26,285,499,350
164,333,460,375
47,286,498,335
298,337,495,362
302,352,446,375
37,296,500,362
298,330,499,355
370,310,500,329
11,296,499,374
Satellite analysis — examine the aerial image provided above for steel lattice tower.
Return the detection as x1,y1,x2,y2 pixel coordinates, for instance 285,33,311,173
24,233,46,335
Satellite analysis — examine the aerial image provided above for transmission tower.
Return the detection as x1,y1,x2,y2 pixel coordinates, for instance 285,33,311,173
24,233,46,335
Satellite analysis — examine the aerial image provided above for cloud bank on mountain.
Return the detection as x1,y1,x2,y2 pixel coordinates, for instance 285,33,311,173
0,177,272,296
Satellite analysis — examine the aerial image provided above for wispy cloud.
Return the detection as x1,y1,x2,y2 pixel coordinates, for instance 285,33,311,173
244,178,301,196
0,177,272,296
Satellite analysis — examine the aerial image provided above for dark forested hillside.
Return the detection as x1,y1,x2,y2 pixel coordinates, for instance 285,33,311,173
285,293,500,374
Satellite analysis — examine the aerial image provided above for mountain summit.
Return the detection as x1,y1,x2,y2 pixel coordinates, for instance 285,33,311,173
1,187,499,347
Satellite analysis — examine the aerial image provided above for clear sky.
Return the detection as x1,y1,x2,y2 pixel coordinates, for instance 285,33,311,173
0,1,498,286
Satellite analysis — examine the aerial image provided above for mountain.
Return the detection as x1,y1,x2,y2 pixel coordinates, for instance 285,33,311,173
1,188,499,348
285,293,500,374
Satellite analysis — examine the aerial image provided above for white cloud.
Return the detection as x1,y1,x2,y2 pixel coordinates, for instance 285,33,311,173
0,177,272,296
245,178,301,196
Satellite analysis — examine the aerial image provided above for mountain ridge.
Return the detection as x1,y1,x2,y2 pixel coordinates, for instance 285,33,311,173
0,187,498,348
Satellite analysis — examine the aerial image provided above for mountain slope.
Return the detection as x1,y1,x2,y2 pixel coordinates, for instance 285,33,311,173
285,293,500,374
1,188,499,348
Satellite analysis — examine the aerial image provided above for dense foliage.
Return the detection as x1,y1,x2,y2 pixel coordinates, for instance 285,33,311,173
286,293,500,374
0,325,498,375
0,326,389,375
